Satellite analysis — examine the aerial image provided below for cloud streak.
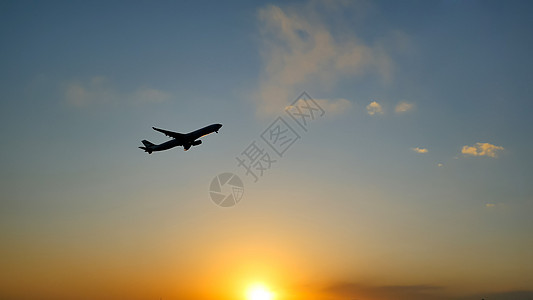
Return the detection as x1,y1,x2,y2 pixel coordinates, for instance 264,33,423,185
64,76,171,108
326,282,533,300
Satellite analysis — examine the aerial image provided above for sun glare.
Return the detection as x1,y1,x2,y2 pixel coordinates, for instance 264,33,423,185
246,283,274,300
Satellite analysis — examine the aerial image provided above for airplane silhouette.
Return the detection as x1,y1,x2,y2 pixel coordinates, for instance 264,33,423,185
139,123,222,154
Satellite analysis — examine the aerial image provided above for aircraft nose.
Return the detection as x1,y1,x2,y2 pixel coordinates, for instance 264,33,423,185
217,124,223,129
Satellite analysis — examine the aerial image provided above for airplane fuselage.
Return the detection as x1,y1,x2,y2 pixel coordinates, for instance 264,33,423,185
154,138,182,152
140,123,222,153
184,123,223,142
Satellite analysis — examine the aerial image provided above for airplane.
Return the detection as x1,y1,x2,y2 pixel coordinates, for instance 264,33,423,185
139,123,222,154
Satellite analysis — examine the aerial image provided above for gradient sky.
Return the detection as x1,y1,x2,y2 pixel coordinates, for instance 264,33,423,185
1,1,533,299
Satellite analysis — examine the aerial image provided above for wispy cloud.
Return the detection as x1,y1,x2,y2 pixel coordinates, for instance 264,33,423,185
64,76,170,108
314,98,352,115
133,87,171,104
366,101,383,115
412,147,428,154
461,142,504,158
255,1,397,115
395,101,414,113
64,76,117,107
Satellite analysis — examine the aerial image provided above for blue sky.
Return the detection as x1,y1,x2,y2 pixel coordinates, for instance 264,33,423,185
1,1,533,299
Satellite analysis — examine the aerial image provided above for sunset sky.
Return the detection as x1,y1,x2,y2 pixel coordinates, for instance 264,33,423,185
1,1,533,299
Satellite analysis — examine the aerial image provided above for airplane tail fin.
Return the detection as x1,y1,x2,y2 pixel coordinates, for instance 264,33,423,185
142,140,154,147
139,140,154,154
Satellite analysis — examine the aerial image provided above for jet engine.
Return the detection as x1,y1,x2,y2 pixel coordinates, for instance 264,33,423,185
192,140,202,146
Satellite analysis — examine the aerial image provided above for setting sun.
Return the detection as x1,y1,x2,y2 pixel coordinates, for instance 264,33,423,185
246,283,274,300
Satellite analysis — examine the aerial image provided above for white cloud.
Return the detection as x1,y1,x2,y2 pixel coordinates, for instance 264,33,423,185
64,76,170,107
395,101,414,113
366,101,383,115
461,142,504,158
255,2,397,115
412,147,428,154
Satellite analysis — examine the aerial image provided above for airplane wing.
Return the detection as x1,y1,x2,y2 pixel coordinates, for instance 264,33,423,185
152,127,186,139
